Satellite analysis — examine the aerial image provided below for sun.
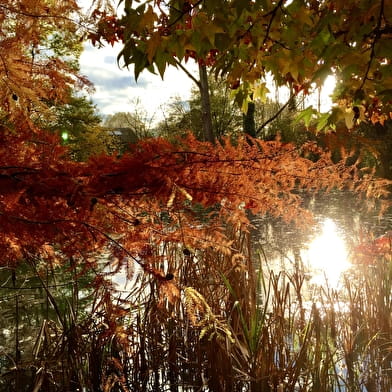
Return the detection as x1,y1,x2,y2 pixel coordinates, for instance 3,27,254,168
306,218,350,287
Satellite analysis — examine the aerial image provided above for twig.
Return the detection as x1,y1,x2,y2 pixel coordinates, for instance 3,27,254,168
255,95,293,136
357,0,385,92
174,58,200,88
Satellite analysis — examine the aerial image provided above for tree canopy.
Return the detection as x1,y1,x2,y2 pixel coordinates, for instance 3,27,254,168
92,0,392,130
0,0,89,120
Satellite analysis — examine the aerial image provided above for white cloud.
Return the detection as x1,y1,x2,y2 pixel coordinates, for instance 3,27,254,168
79,42,196,122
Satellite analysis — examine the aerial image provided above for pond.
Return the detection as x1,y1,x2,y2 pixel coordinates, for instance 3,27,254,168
245,191,392,392
1,190,390,392
252,190,392,287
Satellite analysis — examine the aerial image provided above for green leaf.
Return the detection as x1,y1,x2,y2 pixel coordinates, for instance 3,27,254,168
344,110,354,129
146,32,162,64
294,106,317,127
253,82,268,102
132,49,149,80
194,13,224,47
316,112,331,132
138,4,156,29
155,50,167,79
190,30,203,54
319,28,331,45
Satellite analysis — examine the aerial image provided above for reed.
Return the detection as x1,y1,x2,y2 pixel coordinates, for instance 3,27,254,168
0,222,391,391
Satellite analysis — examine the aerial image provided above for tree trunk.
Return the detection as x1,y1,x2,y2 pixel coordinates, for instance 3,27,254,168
243,101,256,137
198,63,214,142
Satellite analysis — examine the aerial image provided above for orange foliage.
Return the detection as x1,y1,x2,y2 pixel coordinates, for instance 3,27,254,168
2,3,391,389
0,1,89,122
0,125,389,273
0,0,390,285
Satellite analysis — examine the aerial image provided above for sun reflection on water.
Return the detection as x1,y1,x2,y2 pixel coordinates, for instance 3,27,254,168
305,218,350,287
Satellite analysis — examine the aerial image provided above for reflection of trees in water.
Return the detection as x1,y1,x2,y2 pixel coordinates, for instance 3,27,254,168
310,190,392,239
1,191,390,391
252,190,391,269
0,260,95,391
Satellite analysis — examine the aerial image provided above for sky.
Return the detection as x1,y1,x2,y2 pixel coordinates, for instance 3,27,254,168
79,41,336,123
79,42,197,122
76,0,200,123
77,0,336,126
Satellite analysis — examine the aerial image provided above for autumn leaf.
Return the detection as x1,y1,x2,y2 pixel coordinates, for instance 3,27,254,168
147,32,162,63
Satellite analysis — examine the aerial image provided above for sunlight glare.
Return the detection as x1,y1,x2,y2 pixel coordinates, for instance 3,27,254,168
320,74,336,111
306,218,350,287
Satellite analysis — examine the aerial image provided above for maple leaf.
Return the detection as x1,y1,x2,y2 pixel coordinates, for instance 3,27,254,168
115,0,392,125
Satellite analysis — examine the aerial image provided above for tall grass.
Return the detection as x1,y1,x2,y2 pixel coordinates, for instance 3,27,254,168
0,221,391,391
